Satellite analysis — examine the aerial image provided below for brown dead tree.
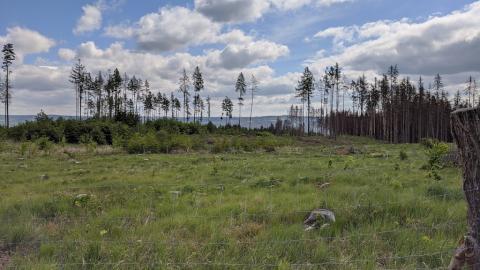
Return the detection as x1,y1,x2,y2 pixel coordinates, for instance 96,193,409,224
449,107,480,270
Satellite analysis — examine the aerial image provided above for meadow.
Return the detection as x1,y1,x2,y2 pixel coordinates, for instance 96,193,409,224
0,136,465,269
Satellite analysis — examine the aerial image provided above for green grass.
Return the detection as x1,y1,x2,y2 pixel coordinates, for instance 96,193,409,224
0,136,465,269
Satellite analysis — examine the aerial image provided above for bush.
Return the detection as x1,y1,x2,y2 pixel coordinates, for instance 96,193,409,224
420,138,439,149
424,141,450,169
3,113,288,154
35,137,53,151
126,132,161,154
212,137,230,153
8,120,62,142
399,150,408,160
114,111,140,127
0,126,7,140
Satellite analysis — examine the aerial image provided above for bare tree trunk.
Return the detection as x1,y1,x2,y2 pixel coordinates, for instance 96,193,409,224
5,65,9,128
449,107,480,270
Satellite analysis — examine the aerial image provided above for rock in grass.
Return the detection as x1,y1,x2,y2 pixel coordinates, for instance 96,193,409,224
69,159,81,164
316,182,330,190
304,208,335,231
40,174,49,180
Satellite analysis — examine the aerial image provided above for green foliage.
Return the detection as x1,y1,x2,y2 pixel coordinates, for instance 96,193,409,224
35,136,53,151
0,126,7,141
19,142,31,157
419,138,439,149
427,169,442,181
399,150,408,160
424,141,450,169
126,132,163,154
6,114,284,154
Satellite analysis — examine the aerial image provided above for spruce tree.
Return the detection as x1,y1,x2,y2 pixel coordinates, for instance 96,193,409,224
1,43,15,127
235,73,247,126
179,69,190,122
192,66,204,123
296,67,315,135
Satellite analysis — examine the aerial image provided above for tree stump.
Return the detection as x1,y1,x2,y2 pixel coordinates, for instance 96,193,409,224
449,107,480,270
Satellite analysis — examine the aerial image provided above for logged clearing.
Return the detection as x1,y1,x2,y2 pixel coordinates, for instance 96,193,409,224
0,137,465,269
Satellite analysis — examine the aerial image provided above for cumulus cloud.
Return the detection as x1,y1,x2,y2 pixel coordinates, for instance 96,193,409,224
137,7,221,52
271,0,352,10
103,7,289,67
309,2,480,76
74,3,102,34
207,40,289,69
195,0,270,23
14,65,70,92
0,27,56,63
105,6,220,52
103,24,134,39
194,0,353,22
58,48,76,61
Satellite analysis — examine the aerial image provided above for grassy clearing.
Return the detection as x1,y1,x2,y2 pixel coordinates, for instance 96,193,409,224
0,136,464,269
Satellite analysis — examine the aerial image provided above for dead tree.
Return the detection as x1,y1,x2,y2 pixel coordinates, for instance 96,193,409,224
449,107,480,270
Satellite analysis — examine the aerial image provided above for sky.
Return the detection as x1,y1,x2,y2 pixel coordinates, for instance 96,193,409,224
1,0,479,116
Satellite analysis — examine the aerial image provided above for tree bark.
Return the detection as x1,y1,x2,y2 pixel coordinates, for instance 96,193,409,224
449,107,480,270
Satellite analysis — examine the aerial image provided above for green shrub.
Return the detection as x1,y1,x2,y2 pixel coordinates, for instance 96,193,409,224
0,127,7,140
35,136,53,151
4,116,288,155
424,141,449,169
126,132,159,154
420,138,439,149
171,134,194,152
212,137,230,153
399,150,408,160
20,142,31,156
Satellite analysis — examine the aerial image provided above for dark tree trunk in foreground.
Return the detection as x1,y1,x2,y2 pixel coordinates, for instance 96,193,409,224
449,107,480,270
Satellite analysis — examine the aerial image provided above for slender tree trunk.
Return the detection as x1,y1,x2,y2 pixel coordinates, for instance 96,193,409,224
449,107,480,270
307,95,310,135
193,96,196,123
183,93,186,122
5,66,9,128
79,88,82,121
249,90,254,130
238,102,242,127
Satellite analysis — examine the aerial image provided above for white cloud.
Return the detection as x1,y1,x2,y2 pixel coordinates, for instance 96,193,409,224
104,6,221,52
309,2,480,76
103,7,289,67
207,39,289,69
58,48,76,61
0,27,56,63
14,65,70,92
195,0,270,23
103,24,134,38
314,25,358,50
74,4,102,34
137,7,221,52
194,0,353,22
